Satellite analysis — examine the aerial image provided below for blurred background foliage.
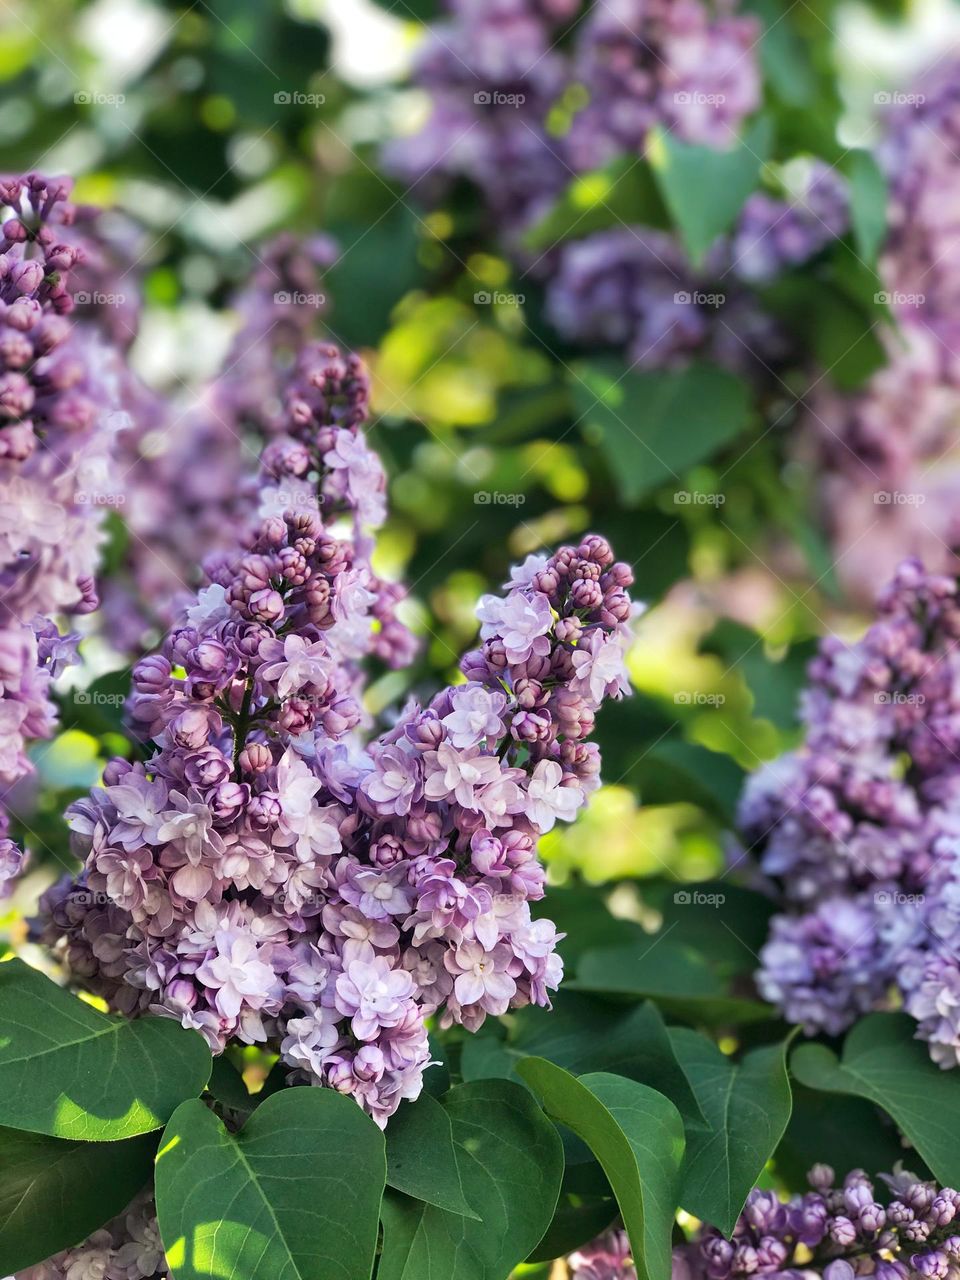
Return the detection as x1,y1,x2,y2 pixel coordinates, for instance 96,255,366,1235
0,0,950,918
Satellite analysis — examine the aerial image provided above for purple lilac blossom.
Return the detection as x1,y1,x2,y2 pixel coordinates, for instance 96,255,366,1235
384,0,569,239
740,558,960,1066
387,0,760,237
15,1189,168,1280
879,62,960,387
572,1166,960,1280
99,232,350,648
38,341,636,1126
564,0,760,169
803,61,960,601
0,175,128,876
731,161,849,284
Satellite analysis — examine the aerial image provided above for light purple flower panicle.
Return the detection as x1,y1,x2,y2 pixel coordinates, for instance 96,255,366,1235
741,558,960,1067
39,339,636,1127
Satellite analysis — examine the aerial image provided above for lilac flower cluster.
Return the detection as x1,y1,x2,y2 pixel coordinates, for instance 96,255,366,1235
677,1165,960,1280
0,174,127,620
804,61,960,599
571,1165,960,1280
39,339,634,1125
731,162,849,285
389,0,760,235
543,227,795,376
739,558,960,1062
0,175,132,883
563,0,760,170
879,63,960,387
390,0,854,374
385,0,570,239
101,233,345,648
16,1190,167,1280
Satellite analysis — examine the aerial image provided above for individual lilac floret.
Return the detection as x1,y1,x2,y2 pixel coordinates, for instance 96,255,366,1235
39,340,636,1127
740,558,960,1066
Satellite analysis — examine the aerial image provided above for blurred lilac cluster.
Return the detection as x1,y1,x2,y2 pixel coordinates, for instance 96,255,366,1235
38,339,634,1125
16,1191,167,1280
388,0,760,228
0,174,138,891
101,233,340,650
808,61,960,598
739,558,960,1063
572,1165,960,1280
389,0,849,371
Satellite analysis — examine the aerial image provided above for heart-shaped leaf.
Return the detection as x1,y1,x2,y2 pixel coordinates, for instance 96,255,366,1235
462,994,704,1125
155,1087,386,1280
0,959,211,1139
572,360,753,506
386,1093,480,1218
791,1013,960,1187
647,117,772,264
670,1029,794,1234
518,1059,684,1280
0,1126,156,1273
377,1080,563,1280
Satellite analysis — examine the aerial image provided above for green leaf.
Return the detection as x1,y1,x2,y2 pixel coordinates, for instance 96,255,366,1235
775,1084,914,1193
670,1030,794,1234
377,1080,563,1280
570,939,772,1027
206,1055,257,1116
155,1088,386,1280
0,959,211,1140
648,118,772,264
704,619,817,730
518,1060,684,1280
846,151,888,265
462,994,705,1126
573,359,753,505
0,1126,155,1273
630,739,746,824
791,1013,960,1187
386,1093,480,1219
523,158,670,251
526,1196,618,1263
